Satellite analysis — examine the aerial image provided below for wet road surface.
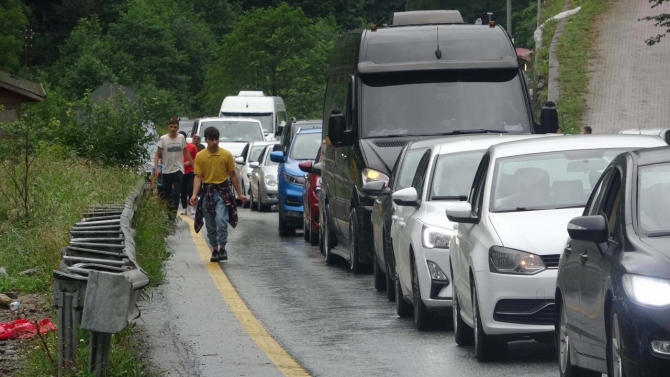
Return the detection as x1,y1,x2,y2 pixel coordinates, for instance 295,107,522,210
141,208,562,376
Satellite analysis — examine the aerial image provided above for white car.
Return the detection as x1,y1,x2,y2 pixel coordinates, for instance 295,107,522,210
445,134,667,361
250,144,280,212
390,134,541,330
190,117,265,157
235,141,278,206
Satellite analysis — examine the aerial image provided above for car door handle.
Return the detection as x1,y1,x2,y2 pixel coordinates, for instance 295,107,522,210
391,215,399,221
580,252,588,264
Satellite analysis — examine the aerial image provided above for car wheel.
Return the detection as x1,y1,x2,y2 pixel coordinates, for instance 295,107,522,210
473,281,505,362
242,183,250,208
384,232,395,301
258,185,270,212
303,221,310,241
323,204,335,265
558,298,600,377
278,204,295,237
394,275,413,318
412,256,429,330
452,262,473,346
373,249,386,291
250,185,258,211
348,207,364,274
308,222,319,246
608,307,624,377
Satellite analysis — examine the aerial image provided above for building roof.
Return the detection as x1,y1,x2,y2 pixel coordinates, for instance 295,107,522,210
0,71,46,102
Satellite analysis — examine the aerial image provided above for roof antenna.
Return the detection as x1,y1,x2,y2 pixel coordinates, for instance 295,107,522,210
435,27,442,59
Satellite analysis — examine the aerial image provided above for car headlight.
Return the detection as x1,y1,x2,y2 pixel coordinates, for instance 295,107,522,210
265,175,277,187
362,168,389,186
426,260,449,281
489,246,546,275
284,173,306,185
622,274,670,307
422,225,452,249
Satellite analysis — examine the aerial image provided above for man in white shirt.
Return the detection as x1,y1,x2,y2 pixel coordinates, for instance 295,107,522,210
154,118,194,215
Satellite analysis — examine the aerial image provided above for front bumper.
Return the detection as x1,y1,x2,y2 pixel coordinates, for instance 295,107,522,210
474,269,557,336
260,182,278,205
280,182,303,226
415,245,452,310
617,296,670,376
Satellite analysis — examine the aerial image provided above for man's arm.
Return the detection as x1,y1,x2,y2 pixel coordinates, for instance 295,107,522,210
190,175,202,206
153,146,162,177
230,172,247,203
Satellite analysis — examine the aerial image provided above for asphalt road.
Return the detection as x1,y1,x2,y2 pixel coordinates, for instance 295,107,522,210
140,208,563,377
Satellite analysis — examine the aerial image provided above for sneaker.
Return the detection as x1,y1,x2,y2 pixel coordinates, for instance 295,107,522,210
210,247,220,262
219,248,228,261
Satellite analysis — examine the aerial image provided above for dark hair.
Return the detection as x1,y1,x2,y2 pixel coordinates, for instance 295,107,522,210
179,131,187,138
584,126,592,134
204,126,219,140
169,119,179,125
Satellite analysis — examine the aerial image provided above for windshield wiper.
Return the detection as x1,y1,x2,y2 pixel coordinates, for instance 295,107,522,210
647,231,670,238
495,207,540,213
554,204,584,210
451,129,508,135
431,195,468,201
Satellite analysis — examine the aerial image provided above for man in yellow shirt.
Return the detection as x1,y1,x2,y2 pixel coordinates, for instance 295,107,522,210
190,127,248,262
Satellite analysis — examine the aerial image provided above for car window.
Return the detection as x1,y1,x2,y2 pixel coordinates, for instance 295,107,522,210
638,162,670,233
602,171,623,239
395,148,426,191
429,150,484,200
491,149,628,212
470,154,490,215
289,133,321,160
249,145,266,162
199,120,265,142
410,151,431,199
585,169,613,216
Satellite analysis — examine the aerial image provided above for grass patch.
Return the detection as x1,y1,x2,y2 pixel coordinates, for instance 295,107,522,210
133,194,174,286
555,0,610,133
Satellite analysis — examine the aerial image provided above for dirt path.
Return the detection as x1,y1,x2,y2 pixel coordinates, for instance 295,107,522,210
583,0,670,133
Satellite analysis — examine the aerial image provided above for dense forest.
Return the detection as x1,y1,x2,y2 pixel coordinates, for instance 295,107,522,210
1,0,543,120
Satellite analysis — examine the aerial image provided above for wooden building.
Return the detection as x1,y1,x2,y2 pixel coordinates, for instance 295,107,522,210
0,71,47,123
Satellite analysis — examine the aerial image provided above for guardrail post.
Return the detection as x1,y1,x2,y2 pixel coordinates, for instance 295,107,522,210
53,272,87,376
89,331,112,376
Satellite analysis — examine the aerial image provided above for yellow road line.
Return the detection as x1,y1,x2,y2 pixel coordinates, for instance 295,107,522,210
180,215,310,377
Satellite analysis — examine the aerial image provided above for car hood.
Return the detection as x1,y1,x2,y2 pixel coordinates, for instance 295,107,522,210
422,201,461,230
284,160,306,178
488,208,584,255
640,237,670,260
220,142,249,157
261,165,278,177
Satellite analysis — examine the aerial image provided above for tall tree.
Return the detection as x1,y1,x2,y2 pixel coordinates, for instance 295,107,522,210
202,3,339,118
0,0,29,72
641,0,670,45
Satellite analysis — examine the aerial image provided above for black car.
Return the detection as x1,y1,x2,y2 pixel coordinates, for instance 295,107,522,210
366,137,450,300
556,146,670,377
320,10,558,274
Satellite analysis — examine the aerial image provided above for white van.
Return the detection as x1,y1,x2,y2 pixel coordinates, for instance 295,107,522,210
219,91,287,141
190,117,265,157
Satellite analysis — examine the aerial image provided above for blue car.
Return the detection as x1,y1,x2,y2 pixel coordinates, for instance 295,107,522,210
270,127,322,236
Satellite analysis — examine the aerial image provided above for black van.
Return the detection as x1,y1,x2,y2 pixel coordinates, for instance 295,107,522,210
320,10,558,273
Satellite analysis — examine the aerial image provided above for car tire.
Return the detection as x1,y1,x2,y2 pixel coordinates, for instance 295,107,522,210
278,205,295,237
250,186,258,211
258,185,270,212
373,249,386,291
452,262,473,346
395,275,413,318
308,223,319,246
384,232,395,301
472,281,506,362
242,183,250,208
348,207,364,274
557,298,600,377
608,306,625,377
303,221,310,241
323,204,335,265
412,256,429,330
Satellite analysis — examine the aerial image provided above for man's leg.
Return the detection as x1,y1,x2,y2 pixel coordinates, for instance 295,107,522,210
161,173,174,204
201,193,220,261
214,195,230,260
181,172,194,211
170,171,183,213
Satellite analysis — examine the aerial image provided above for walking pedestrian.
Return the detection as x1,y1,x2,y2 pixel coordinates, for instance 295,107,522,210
154,119,194,216
190,126,248,262
192,134,205,152
583,126,592,134
179,131,198,215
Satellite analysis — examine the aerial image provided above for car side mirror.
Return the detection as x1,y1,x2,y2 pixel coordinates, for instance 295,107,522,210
538,101,559,134
312,162,322,175
277,121,286,137
362,180,390,196
328,112,345,146
298,160,313,173
392,187,419,207
445,202,478,224
249,161,260,169
567,215,608,244
270,151,285,163
234,157,244,165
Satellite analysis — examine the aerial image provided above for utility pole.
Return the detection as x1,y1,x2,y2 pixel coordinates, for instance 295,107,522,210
507,0,513,39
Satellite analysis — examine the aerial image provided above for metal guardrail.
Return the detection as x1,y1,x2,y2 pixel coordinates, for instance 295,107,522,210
53,180,150,376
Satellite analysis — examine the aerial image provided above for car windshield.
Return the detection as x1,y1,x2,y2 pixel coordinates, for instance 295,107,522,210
289,133,321,160
361,70,530,138
491,149,629,212
249,145,266,162
199,121,264,142
638,163,670,234
220,112,273,133
430,151,485,200
395,149,426,191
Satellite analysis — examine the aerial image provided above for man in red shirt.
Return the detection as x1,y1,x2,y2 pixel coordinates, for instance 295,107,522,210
180,131,198,215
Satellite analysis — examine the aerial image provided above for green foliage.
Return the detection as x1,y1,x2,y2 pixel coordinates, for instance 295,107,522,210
133,194,174,286
202,3,339,118
0,0,29,72
640,0,670,45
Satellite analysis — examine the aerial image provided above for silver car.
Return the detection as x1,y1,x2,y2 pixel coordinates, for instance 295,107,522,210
250,144,279,212
235,141,278,205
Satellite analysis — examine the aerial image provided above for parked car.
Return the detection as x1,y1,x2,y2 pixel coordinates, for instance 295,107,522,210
445,135,667,362
271,128,322,236
299,147,322,246
280,119,321,154
189,117,265,157
250,144,280,212
387,134,541,329
556,146,670,377
320,9,559,275
620,128,670,144
235,141,278,207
